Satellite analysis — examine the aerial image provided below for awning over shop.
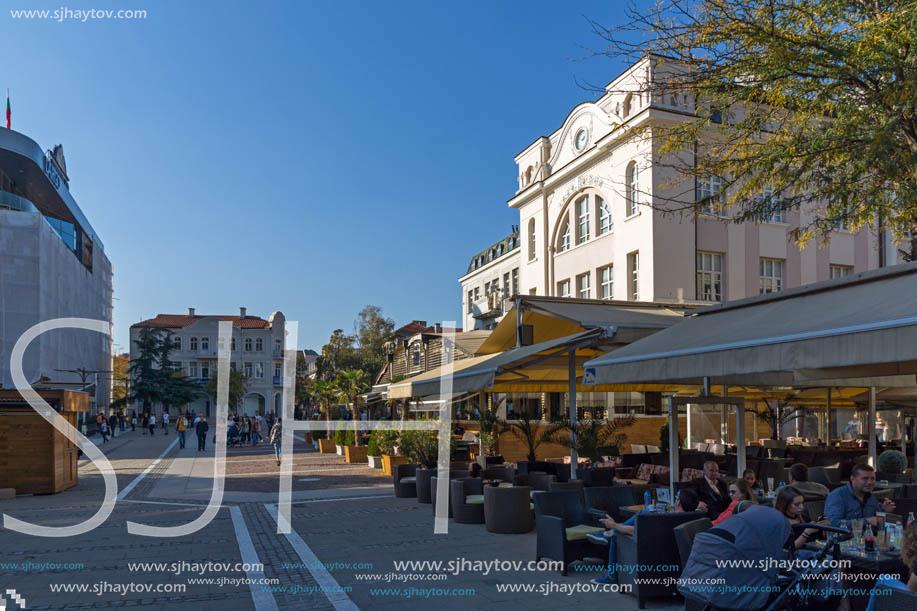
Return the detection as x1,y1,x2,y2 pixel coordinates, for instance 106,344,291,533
583,263,917,387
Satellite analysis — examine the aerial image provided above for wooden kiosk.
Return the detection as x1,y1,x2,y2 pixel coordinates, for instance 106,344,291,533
0,389,89,494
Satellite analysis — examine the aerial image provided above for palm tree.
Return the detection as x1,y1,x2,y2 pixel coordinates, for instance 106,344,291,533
500,412,568,464
337,369,369,446
551,415,636,465
312,379,339,438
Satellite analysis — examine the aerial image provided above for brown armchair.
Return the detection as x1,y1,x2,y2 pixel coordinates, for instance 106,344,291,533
393,464,418,498
484,485,533,534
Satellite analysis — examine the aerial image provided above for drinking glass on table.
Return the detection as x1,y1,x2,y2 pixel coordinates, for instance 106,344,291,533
852,518,864,547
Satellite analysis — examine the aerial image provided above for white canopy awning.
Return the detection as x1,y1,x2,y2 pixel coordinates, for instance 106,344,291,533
583,262,917,387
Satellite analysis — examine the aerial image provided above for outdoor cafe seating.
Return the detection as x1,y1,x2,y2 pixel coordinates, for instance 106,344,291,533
532,489,605,576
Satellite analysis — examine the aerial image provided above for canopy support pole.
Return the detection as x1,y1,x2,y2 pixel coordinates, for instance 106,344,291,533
736,403,745,478
569,350,578,481
901,410,906,458
912,410,917,485
668,395,679,506
826,388,832,446
868,387,877,468
515,298,522,349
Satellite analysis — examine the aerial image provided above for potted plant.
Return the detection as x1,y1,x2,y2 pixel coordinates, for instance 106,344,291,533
335,428,354,455
552,415,635,467
659,421,683,454
500,412,567,467
877,449,908,479
378,430,405,475
366,430,383,469
315,429,336,454
402,430,440,503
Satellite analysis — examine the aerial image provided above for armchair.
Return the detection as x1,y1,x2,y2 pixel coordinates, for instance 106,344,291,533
392,463,418,498
450,477,485,524
616,511,706,608
533,490,604,575
484,485,533,534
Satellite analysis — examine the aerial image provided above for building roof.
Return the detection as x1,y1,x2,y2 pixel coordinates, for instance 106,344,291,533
132,314,270,329
466,230,520,275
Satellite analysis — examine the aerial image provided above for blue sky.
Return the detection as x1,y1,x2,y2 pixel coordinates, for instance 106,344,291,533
1,0,631,352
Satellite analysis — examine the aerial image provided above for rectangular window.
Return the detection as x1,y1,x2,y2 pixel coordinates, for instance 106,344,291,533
761,186,783,223
760,258,784,294
201,363,210,379
201,337,209,351
255,338,263,352
559,220,571,252
511,268,519,296
576,197,590,243
169,361,181,372
696,252,723,302
467,290,473,314
274,365,282,378
503,272,510,297
231,337,236,351
577,272,591,299
190,337,198,351
597,196,612,235
599,265,614,299
255,362,264,378
245,337,253,352
189,361,198,377
528,220,536,261
697,176,724,215
473,286,480,302
830,264,853,279
557,279,571,298
172,335,181,350
244,362,252,378
628,252,640,300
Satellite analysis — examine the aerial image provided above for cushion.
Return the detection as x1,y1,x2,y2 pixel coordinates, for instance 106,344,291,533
401,477,416,484
652,465,670,474
465,494,484,505
635,463,655,481
498,483,513,488
681,468,704,482
565,524,605,541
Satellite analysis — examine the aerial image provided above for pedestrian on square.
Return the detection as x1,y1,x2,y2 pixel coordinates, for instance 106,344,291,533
118,411,125,431
241,417,250,445
130,413,136,432
162,411,169,435
108,413,118,439
99,418,109,443
148,414,156,436
270,418,283,466
175,413,189,449
196,417,209,451
251,417,260,445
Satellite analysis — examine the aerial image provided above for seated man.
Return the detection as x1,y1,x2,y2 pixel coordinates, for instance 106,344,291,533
776,463,830,501
689,460,731,519
586,488,705,585
825,463,895,527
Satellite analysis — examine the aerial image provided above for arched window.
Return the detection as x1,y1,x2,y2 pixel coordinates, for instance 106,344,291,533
558,218,571,252
528,218,536,261
597,195,612,235
626,161,639,217
623,94,633,117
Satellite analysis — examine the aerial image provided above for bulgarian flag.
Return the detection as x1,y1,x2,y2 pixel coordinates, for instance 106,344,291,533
5,90,9,129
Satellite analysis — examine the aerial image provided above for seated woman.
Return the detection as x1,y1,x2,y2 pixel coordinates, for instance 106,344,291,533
712,479,757,525
865,523,917,611
775,487,823,549
743,469,766,500
586,488,704,585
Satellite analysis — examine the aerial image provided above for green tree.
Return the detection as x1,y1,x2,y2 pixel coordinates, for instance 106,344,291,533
126,328,201,414
316,329,361,380
499,412,568,464
204,367,249,413
111,353,130,406
551,416,636,465
336,369,370,446
354,305,395,375
312,378,340,437
590,1,917,248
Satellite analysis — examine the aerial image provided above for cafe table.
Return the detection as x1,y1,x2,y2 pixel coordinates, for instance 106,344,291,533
806,539,910,611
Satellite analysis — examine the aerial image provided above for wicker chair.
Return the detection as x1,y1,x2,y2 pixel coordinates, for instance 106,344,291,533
415,468,435,504
450,477,485,524
529,473,557,492
484,485,533,534
430,476,453,518
673,517,712,571
549,480,585,503
393,464,418,498
533,490,604,575
483,466,515,483
874,584,917,611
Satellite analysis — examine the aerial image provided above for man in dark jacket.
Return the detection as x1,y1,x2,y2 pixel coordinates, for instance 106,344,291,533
690,460,731,518
196,418,209,452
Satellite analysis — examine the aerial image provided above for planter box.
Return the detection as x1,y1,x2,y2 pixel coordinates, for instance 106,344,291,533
318,439,336,454
367,455,383,469
345,446,368,464
336,445,345,456
382,454,408,476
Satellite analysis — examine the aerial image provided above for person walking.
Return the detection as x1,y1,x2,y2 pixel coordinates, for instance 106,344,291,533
196,417,209,451
175,413,189,449
99,418,109,444
130,413,136,432
241,417,250,445
141,414,148,435
108,413,118,439
118,411,125,432
270,418,283,466
148,414,156,436
251,417,260,445
162,411,169,435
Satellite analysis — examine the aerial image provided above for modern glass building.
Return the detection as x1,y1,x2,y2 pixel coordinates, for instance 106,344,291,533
0,128,113,409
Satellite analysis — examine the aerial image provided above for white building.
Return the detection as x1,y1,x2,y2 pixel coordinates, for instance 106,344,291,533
0,133,113,410
129,308,287,417
507,56,903,306
459,229,521,331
